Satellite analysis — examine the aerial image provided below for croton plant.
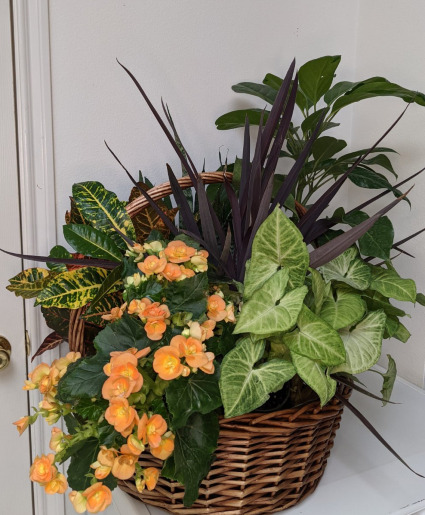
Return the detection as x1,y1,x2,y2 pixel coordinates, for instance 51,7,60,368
5,56,425,512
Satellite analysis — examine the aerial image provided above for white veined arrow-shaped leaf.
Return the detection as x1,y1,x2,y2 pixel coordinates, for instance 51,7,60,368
332,310,386,375
234,268,307,336
320,247,371,290
220,336,296,418
370,267,416,302
291,352,336,406
320,289,366,330
244,207,309,298
283,305,346,366
309,267,331,315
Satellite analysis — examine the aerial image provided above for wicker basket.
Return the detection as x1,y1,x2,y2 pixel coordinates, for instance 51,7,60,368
118,386,351,514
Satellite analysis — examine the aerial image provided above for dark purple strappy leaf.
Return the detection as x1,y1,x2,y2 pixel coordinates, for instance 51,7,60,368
336,376,399,404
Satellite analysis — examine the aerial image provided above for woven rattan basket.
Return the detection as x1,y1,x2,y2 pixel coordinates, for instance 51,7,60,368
118,386,351,514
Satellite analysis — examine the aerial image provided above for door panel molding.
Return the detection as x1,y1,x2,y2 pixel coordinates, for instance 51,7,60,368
12,1,65,514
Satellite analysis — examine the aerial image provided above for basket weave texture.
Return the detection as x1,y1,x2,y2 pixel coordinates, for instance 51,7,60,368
118,386,351,515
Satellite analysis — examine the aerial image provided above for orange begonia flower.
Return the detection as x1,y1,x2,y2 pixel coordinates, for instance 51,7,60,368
29,454,57,484
141,302,170,321
23,362,50,390
49,427,70,452
13,415,30,436
150,434,175,460
105,398,138,435
137,254,167,276
128,298,151,315
83,482,112,513
199,352,215,375
111,453,137,480
176,266,196,280
138,413,168,448
101,303,127,322
123,434,145,456
69,491,87,513
224,303,236,323
44,473,68,495
201,320,216,340
103,347,150,376
145,319,167,341
190,250,209,272
144,467,160,491
170,335,209,369
207,294,227,321
161,262,182,281
153,346,184,380
102,375,135,400
51,351,81,379
164,240,196,263
90,447,117,480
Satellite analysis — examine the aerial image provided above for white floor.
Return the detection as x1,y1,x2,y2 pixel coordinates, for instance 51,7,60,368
93,369,425,515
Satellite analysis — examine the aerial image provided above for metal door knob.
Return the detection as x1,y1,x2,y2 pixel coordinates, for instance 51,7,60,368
0,336,11,370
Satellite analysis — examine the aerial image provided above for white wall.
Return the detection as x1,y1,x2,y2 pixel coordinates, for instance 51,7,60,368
48,0,425,386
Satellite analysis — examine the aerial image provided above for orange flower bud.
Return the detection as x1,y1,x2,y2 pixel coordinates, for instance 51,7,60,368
153,346,184,380
111,453,137,480
83,482,112,513
135,477,146,493
207,294,227,321
13,415,30,436
49,427,67,452
137,254,167,276
44,473,68,495
150,434,175,460
164,240,196,263
190,252,208,272
144,467,160,491
125,434,145,455
29,454,57,484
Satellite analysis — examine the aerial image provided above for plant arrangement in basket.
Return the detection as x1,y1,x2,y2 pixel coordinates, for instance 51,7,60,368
5,56,425,513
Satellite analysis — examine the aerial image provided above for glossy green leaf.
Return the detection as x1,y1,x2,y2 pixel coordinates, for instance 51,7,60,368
166,366,222,429
220,336,296,417
370,267,416,302
166,273,208,318
416,293,425,306
7,267,51,299
380,354,397,405
291,352,336,406
298,55,341,104
393,321,411,343
232,82,277,104
86,265,123,314
35,267,109,309
47,245,71,272
301,108,330,134
320,247,371,290
72,181,136,248
283,305,346,366
63,224,123,262
234,269,307,336
348,167,398,192
215,108,270,130
171,412,220,506
320,289,366,330
312,136,347,162
67,438,100,490
244,207,309,298
332,310,386,375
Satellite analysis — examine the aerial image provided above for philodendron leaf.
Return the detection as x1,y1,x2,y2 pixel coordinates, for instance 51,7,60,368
220,336,296,418
215,108,270,130
7,268,50,299
234,269,307,336
298,55,341,105
35,267,109,309
63,224,123,262
380,354,397,405
283,305,346,366
291,352,336,406
320,247,371,290
370,267,416,302
320,289,366,330
166,365,222,429
309,267,331,315
72,181,136,249
332,310,386,375
244,207,309,298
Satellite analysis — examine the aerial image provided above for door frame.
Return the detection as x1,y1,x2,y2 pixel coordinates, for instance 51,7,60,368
12,1,65,514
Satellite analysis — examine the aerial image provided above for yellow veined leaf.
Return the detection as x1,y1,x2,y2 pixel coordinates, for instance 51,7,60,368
7,268,51,299
35,267,111,309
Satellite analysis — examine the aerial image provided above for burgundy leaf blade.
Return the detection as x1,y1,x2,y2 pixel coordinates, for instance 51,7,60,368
31,332,64,362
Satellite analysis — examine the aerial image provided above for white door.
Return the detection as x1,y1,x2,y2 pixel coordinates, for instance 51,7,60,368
0,0,33,513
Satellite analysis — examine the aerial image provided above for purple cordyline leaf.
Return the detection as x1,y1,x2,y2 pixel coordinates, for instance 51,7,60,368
104,141,179,236
196,176,218,252
298,104,410,240
303,218,335,245
0,248,118,269
336,377,399,404
239,116,251,204
309,188,411,268
223,178,243,263
262,74,299,192
260,59,296,165
271,109,328,213
393,227,425,247
335,392,425,478
111,225,135,247
208,198,227,247
166,164,201,237
117,59,198,185
244,116,264,233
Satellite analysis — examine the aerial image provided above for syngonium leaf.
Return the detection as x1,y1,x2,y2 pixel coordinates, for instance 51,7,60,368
35,267,110,309
244,207,309,298
362,290,407,318
380,354,397,405
291,352,336,406
320,247,371,290
320,289,366,330
63,224,123,262
370,266,416,302
220,336,296,418
58,314,149,401
332,310,386,375
282,305,346,366
7,267,51,299
166,365,222,429
234,269,307,336
309,267,331,315
72,181,136,249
